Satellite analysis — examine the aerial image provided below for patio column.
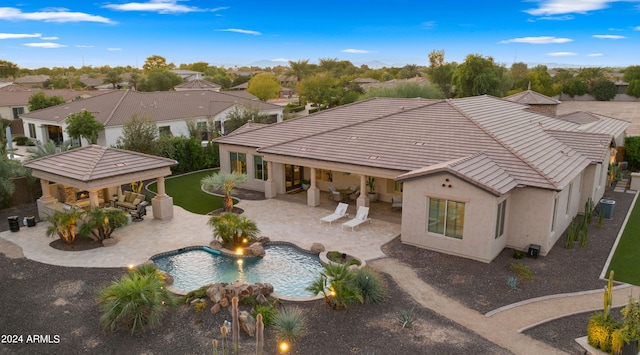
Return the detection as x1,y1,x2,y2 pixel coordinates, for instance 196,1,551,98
88,190,100,208
357,175,370,209
152,176,174,220
307,167,320,207
264,161,277,199
36,179,58,218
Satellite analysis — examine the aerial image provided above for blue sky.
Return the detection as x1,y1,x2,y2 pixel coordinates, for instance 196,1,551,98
1,0,639,69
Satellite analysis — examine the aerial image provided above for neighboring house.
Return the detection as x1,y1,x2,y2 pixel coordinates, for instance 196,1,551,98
504,89,561,116
229,82,248,91
174,79,221,92
214,94,628,263
14,75,50,88
19,89,284,147
0,84,112,136
170,69,203,81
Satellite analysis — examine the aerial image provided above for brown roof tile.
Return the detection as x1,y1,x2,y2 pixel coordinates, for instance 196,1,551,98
504,90,560,105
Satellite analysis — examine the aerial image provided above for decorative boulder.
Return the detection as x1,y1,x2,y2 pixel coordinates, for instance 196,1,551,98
209,240,223,250
207,283,226,303
246,243,265,257
210,303,221,314
255,294,269,305
219,297,229,308
102,237,118,247
257,236,270,244
310,242,325,254
239,311,256,336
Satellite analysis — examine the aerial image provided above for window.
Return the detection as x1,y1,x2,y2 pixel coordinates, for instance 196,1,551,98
428,198,465,239
28,123,36,138
566,183,573,215
197,121,208,140
551,197,558,232
495,200,507,239
158,126,172,137
394,181,403,193
254,156,268,180
230,152,247,174
12,107,24,119
315,169,332,182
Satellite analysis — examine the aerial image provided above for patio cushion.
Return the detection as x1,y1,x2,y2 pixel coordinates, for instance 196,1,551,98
132,197,141,206
126,192,137,203
123,191,132,202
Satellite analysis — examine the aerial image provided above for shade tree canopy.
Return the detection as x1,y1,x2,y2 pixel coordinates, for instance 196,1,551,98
65,110,104,145
247,73,281,101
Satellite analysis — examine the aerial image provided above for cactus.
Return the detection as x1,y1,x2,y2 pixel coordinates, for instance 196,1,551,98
220,326,229,355
604,270,614,319
212,339,219,355
255,313,264,355
232,296,240,355
585,198,593,224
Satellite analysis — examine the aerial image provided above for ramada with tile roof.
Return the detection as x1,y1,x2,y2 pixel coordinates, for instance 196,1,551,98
215,94,629,262
18,89,284,147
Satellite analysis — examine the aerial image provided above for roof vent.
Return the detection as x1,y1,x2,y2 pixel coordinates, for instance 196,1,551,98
367,155,380,160
399,106,405,111
348,136,359,140
298,147,308,151
114,163,127,167
413,142,426,146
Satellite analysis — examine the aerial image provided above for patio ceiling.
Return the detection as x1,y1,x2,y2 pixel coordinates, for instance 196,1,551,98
24,145,177,190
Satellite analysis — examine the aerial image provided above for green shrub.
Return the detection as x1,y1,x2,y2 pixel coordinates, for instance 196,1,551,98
193,301,207,313
13,135,29,146
273,307,307,343
352,267,388,304
180,284,209,303
397,306,416,329
98,264,177,334
587,312,621,353
251,304,277,326
512,250,524,259
510,263,532,280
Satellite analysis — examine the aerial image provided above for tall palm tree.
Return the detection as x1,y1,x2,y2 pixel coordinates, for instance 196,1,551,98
287,59,312,82
201,171,247,212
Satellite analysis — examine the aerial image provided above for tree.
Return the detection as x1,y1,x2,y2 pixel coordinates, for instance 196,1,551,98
0,117,10,155
623,65,640,83
591,78,617,101
0,155,27,208
427,49,457,98
627,80,640,98
452,54,508,97
137,68,182,92
626,136,640,170
25,139,72,161
296,72,339,106
398,64,421,79
201,171,247,212
184,61,209,73
104,71,121,89
359,82,443,99
0,59,19,79
526,65,558,97
509,62,529,91
28,92,65,111
247,73,281,101
128,72,140,91
563,79,589,97
142,55,168,72
222,105,269,134
287,59,313,81
115,115,159,154
65,110,104,145
577,67,606,92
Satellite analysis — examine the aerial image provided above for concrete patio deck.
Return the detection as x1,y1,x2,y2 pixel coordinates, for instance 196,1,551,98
0,195,401,268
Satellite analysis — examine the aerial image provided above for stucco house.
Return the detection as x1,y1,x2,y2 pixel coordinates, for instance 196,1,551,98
214,94,628,263
18,89,284,147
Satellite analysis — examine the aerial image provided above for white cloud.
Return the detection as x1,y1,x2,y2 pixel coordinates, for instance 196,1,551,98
107,48,122,51
0,7,113,23
593,34,626,39
104,1,226,14
271,58,290,62
421,21,436,28
42,36,58,40
23,42,67,48
341,49,373,54
75,45,94,48
524,0,635,15
547,51,578,56
217,28,261,35
0,33,41,39
500,36,573,44
534,15,574,21
635,26,640,31
588,53,604,57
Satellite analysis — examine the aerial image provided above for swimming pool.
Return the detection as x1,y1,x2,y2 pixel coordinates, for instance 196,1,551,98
151,244,324,297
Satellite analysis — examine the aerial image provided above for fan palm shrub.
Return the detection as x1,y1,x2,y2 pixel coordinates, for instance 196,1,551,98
80,207,129,241
207,212,259,247
201,171,247,212
44,208,85,244
306,262,363,309
98,264,176,334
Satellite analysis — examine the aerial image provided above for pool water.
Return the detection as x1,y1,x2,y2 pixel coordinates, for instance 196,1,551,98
152,244,324,297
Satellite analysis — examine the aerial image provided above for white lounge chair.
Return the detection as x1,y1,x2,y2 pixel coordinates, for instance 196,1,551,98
320,203,349,226
342,206,370,231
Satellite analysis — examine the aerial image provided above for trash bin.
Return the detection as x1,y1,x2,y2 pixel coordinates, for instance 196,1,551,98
600,199,615,220
8,216,20,232
25,216,36,227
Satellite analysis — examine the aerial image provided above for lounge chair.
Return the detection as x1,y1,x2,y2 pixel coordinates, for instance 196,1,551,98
328,186,342,202
342,206,371,231
391,196,403,210
320,202,349,226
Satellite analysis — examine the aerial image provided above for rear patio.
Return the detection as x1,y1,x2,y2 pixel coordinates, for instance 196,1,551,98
0,192,401,268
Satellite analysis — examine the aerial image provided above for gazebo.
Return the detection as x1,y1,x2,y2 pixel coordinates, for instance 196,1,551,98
24,145,177,221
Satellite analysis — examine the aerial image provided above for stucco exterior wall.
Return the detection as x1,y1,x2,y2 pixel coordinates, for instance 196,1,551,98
579,163,606,214
400,173,503,263
218,144,275,192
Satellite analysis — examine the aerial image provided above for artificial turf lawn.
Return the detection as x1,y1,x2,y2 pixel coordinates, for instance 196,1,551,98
607,196,640,285
147,169,224,215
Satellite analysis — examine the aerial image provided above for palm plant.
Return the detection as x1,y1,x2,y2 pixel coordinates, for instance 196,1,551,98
207,212,259,247
0,155,27,208
44,209,85,244
79,207,129,241
306,262,363,309
25,139,72,161
201,171,247,212
98,264,176,334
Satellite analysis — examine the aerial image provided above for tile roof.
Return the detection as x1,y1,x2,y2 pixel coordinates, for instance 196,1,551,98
559,111,629,140
174,79,221,91
545,130,610,163
24,145,176,182
217,95,628,192
0,88,115,107
19,89,281,127
504,90,560,105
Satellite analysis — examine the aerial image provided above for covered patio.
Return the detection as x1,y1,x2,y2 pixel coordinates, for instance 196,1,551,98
24,145,177,221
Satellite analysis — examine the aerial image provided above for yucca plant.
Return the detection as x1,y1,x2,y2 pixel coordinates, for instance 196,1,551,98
352,267,388,304
80,207,129,241
98,264,176,334
44,208,85,245
201,171,247,212
273,307,307,343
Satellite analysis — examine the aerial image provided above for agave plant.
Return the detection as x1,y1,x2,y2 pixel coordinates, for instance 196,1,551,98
79,207,129,241
98,264,176,334
44,209,85,245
